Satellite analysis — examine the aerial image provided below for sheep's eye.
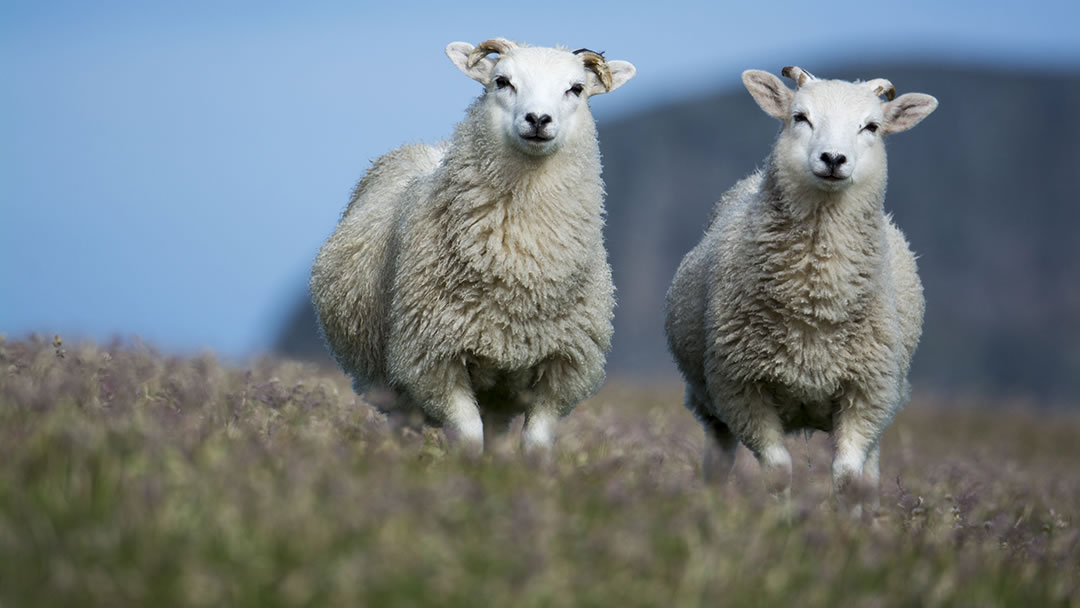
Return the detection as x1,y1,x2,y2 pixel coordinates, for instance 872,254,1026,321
793,112,811,126
863,122,880,133
568,83,585,97
494,76,511,90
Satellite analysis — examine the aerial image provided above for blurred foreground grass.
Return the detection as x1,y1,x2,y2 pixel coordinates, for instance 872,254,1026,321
1,335,1077,607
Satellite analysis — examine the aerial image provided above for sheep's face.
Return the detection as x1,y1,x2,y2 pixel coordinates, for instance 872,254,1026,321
487,48,592,156
743,68,937,195
447,41,636,157
782,81,889,192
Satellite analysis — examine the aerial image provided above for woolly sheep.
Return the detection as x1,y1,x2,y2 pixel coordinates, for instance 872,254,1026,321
664,66,937,508
310,39,635,455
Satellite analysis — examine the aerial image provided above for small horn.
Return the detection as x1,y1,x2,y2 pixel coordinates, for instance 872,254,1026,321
467,38,515,69
575,48,612,91
781,66,816,87
866,78,897,101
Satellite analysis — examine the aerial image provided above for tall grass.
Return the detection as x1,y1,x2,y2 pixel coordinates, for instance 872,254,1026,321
1,335,1077,606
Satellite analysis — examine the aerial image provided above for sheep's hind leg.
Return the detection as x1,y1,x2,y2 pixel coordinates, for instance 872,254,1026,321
688,387,737,485
480,407,514,455
374,388,426,439
703,418,738,486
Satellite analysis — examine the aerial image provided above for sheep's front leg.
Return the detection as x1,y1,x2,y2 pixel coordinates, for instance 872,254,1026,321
408,358,486,453
518,357,587,462
421,363,483,455
831,392,887,514
442,386,484,455
521,408,558,458
714,383,791,498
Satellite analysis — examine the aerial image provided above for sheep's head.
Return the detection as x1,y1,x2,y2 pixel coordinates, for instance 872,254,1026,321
446,39,636,157
742,67,937,193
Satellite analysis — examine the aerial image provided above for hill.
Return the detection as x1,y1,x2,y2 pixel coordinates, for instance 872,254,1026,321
275,64,1080,404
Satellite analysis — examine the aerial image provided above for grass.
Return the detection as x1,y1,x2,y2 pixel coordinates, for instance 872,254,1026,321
1,335,1077,607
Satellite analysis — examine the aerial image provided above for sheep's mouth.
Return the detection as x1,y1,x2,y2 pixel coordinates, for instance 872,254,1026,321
513,130,558,155
813,171,849,183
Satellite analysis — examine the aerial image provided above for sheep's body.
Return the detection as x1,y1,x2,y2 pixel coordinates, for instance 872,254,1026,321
666,169,923,439
313,110,611,423
665,67,936,506
310,40,634,453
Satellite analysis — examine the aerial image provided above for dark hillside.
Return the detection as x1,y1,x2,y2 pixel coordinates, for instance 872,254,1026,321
277,65,1080,403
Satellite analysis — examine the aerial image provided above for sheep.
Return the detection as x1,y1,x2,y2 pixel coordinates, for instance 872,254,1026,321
310,38,635,456
664,66,937,509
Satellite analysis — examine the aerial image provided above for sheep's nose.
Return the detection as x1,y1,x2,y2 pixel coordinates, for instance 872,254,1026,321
820,152,847,170
525,113,552,127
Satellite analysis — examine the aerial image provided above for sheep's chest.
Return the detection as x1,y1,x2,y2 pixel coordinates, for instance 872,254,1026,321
759,316,851,423
423,240,599,373
749,217,877,409
405,185,609,372
451,209,602,365
730,263,875,430
473,280,570,361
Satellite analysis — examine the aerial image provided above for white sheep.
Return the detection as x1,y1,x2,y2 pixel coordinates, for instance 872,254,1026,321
310,38,635,455
664,66,937,509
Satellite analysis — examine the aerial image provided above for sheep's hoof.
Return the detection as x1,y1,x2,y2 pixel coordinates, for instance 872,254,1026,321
833,473,876,520
520,440,555,470
759,444,793,496
443,428,484,459
771,489,794,524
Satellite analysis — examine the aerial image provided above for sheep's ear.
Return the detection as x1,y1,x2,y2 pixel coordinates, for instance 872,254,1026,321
446,42,495,84
587,60,636,96
882,93,938,134
742,70,793,120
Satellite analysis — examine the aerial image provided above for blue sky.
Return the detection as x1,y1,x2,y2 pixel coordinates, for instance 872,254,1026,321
3,0,1079,359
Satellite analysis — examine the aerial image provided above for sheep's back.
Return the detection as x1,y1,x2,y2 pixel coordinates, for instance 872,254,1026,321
666,175,759,390
884,218,924,372
310,143,446,388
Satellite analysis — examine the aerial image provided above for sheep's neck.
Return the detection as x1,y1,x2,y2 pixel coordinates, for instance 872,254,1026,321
754,170,885,326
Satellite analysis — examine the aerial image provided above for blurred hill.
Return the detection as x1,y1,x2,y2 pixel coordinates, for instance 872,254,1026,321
275,64,1080,404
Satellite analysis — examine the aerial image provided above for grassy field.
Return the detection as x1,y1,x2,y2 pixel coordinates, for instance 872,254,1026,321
1,335,1077,607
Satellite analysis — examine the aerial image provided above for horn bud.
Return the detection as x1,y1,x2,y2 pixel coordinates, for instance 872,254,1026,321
781,66,816,87
467,38,516,68
575,48,612,91
866,78,897,101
